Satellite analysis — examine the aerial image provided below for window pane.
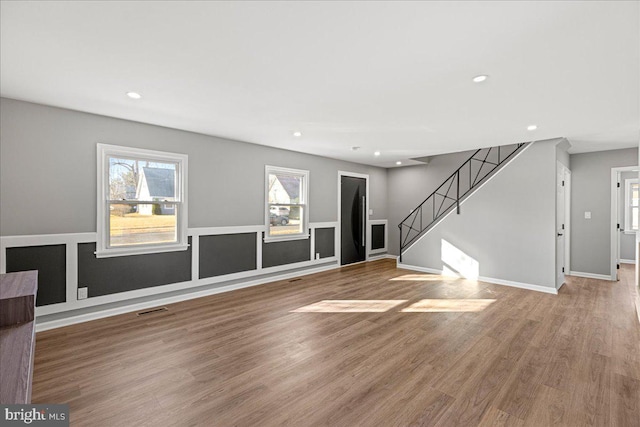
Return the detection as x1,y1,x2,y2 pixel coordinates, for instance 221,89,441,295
632,183,639,207
633,207,639,230
268,173,302,204
109,157,177,201
269,205,303,236
109,203,177,246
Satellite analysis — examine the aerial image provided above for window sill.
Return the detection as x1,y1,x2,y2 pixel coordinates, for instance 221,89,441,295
263,234,310,244
623,230,638,235
95,243,190,258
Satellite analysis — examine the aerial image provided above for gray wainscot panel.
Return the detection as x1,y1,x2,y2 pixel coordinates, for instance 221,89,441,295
314,228,335,259
371,224,385,250
262,236,311,268
78,238,192,297
6,244,66,306
199,233,257,279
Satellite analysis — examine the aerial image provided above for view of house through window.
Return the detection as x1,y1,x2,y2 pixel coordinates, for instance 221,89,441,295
266,167,308,239
108,157,179,246
97,143,188,258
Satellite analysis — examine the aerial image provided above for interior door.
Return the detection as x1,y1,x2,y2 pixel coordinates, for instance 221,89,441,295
556,162,566,288
341,176,366,265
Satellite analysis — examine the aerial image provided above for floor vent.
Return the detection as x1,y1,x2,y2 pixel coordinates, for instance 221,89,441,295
137,307,168,316
289,278,302,283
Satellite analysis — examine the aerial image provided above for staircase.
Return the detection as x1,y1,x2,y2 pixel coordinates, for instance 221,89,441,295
398,142,530,260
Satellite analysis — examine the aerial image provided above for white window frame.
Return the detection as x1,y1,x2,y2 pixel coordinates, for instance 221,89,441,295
96,143,189,258
264,165,309,243
624,178,639,233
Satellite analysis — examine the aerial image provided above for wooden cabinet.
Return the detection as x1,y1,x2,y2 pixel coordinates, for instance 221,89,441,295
0,271,38,404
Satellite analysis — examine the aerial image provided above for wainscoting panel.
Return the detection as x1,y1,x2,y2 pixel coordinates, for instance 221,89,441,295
371,224,385,250
368,220,388,255
78,238,192,297
5,244,66,306
0,222,345,322
262,238,311,268
314,228,335,259
199,233,257,278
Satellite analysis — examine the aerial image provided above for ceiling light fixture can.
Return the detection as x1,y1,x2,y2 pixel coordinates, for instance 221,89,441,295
374,151,381,156
396,161,402,165
527,125,538,131
472,75,488,83
293,131,302,137
126,92,141,99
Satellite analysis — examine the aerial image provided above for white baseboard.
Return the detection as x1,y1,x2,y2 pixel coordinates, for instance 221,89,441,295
36,263,340,332
568,271,614,281
397,262,558,295
368,254,398,261
620,259,636,265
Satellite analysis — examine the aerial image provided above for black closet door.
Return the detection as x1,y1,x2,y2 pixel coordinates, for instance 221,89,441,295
341,176,366,265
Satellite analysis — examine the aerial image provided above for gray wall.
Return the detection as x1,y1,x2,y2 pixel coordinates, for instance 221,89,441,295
619,171,638,261
0,98,387,236
570,148,638,275
401,139,561,289
386,150,473,255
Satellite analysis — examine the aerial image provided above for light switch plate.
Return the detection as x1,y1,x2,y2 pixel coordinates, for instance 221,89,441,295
584,211,591,219
78,287,88,300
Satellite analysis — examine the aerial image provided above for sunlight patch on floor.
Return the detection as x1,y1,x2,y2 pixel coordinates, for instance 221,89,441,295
401,299,496,312
292,298,496,313
390,274,457,281
291,300,408,313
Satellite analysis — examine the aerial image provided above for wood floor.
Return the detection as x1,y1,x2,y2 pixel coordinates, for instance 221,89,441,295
33,260,640,426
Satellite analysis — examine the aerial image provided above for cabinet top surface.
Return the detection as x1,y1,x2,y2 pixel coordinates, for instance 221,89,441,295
0,271,38,299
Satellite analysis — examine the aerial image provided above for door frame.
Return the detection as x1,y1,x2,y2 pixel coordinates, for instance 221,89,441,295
338,171,370,265
564,167,572,274
556,161,570,289
610,166,639,280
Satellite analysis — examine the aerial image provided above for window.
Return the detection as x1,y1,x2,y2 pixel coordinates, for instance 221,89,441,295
96,144,188,257
265,166,309,242
625,178,639,233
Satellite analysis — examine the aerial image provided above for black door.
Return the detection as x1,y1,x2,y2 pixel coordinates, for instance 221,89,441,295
341,176,366,265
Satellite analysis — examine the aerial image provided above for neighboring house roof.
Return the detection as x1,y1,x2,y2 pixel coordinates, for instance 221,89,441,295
141,167,175,198
276,175,300,202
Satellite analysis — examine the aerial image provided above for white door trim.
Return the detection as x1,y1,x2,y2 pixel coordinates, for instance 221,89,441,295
564,168,572,274
611,166,639,281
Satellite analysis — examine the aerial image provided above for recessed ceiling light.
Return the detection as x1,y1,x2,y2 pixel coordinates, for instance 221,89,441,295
374,151,381,156
396,161,402,165
293,131,302,137
126,92,141,99
472,75,488,83
527,125,538,131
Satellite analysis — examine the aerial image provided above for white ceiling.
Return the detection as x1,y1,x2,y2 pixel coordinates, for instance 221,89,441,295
1,1,638,167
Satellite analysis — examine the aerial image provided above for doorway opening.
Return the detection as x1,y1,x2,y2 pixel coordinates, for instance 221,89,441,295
611,166,639,281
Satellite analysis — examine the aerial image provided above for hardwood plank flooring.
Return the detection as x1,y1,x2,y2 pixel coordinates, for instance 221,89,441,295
32,260,640,426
